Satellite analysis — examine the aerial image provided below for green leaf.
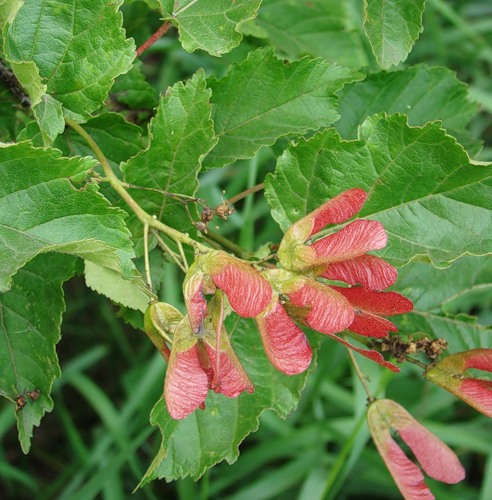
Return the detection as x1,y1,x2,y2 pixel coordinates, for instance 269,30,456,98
0,142,136,293
32,95,64,143
18,113,144,170
396,256,492,350
122,70,216,236
0,253,78,453
110,59,158,111
160,0,261,56
203,47,360,169
84,261,152,312
126,0,161,11
363,0,425,68
5,60,45,107
265,113,492,267
0,0,22,26
139,317,311,484
4,0,135,132
336,65,480,154
254,0,368,69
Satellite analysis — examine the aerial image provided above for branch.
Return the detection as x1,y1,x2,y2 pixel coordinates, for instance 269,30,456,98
136,22,172,57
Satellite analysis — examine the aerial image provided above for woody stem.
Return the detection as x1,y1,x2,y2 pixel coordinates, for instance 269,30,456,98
136,22,172,57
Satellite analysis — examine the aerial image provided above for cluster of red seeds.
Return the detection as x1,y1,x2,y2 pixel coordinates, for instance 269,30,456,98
156,188,414,419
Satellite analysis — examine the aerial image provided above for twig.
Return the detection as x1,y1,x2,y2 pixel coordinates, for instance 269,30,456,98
205,230,251,259
152,229,188,274
177,241,188,272
346,346,375,403
136,22,172,57
228,182,265,205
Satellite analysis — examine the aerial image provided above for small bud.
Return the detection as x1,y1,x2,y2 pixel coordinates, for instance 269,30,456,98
200,206,214,223
27,389,40,401
215,201,235,220
194,221,208,233
16,395,26,412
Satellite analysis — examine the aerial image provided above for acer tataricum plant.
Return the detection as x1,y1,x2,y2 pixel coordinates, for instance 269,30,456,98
0,1,491,498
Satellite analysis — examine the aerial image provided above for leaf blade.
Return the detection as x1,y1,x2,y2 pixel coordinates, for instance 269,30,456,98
160,0,261,56
122,70,216,235
265,114,492,268
396,256,492,351
4,0,135,138
0,142,136,292
204,47,360,169
0,253,79,453
335,65,480,154
254,0,368,69
363,0,426,68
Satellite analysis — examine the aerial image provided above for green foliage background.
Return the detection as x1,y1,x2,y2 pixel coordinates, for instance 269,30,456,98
1,0,492,498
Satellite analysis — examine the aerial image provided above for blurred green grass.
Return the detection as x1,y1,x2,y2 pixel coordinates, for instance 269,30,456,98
2,0,492,498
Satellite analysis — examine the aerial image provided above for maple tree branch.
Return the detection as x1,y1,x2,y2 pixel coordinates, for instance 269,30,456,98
136,22,172,57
